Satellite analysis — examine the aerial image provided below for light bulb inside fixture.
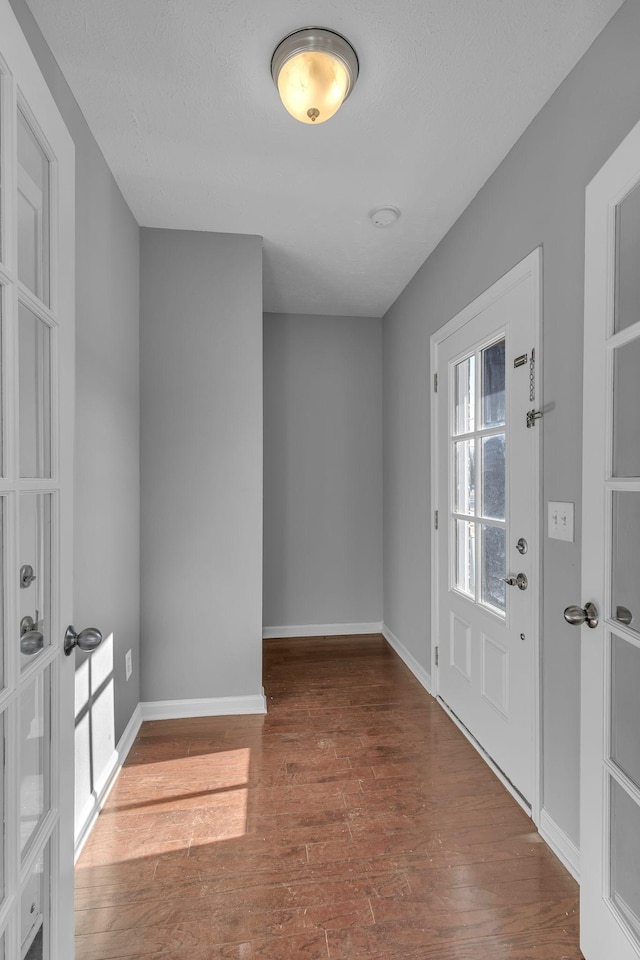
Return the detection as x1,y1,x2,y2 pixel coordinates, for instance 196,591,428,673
277,51,349,124
272,28,359,125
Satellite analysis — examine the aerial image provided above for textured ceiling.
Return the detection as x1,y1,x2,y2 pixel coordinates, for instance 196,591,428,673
27,0,624,317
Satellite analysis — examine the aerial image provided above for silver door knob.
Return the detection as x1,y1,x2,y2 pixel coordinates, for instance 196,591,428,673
616,606,633,626
501,572,528,590
20,615,44,655
21,631,44,655
64,625,103,656
563,602,599,629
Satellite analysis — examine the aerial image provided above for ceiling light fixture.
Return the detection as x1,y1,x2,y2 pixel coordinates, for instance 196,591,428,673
271,28,359,125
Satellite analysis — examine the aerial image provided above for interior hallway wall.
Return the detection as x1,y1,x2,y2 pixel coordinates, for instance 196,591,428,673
10,0,141,829
140,229,263,705
263,313,383,631
382,0,640,848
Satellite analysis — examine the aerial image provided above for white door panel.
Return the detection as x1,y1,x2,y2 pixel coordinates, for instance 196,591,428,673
432,250,541,810
579,117,640,960
0,2,76,957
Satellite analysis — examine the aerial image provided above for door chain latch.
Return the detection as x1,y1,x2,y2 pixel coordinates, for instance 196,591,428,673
526,408,543,428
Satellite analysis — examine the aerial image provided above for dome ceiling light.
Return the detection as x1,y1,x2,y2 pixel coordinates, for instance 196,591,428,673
271,28,359,125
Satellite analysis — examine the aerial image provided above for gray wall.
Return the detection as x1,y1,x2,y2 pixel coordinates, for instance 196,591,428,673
263,313,383,629
140,229,263,703
10,1,141,744
383,0,640,846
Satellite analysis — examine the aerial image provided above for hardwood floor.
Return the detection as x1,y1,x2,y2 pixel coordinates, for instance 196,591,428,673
75,635,582,959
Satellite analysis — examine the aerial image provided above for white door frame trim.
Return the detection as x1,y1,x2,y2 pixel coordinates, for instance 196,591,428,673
430,247,543,824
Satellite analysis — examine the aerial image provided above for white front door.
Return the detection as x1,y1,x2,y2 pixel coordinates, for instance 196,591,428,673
578,117,640,960
432,249,541,811
0,2,76,958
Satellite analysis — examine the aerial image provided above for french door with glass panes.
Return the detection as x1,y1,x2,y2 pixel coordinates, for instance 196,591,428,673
578,116,640,960
0,3,76,959
432,250,541,811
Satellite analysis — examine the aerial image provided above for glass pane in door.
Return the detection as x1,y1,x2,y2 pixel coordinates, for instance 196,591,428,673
18,304,51,479
19,667,50,858
612,492,640,635
0,68,3,264
455,519,475,598
0,712,4,905
19,494,51,671
481,524,506,613
610,778,640,945
0,498,4,690
21,845,46,960
17,110,50,307
454,440,475,514
455,355,475,434
0,298,3,478
611,634,640,790
481,434,505,520
482,340,506,428
615,181,640,334
613,339,640,478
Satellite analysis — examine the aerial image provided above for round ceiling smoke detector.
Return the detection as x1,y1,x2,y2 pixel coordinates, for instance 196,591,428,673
370,206,401,228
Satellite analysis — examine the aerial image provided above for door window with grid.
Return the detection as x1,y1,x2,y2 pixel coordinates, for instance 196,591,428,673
451,338,507,616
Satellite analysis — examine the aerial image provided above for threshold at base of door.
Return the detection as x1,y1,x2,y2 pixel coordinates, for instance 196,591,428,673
436,695,533,819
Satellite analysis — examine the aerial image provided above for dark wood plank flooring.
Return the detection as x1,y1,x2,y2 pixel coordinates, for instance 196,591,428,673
75,635,581,959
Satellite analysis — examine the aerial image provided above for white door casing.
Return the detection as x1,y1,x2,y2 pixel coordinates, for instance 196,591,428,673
580,117,640,960
0,2,76,958
431,249,541,816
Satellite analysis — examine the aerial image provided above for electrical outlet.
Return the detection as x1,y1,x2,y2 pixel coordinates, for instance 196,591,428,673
125,649,132,681
548,501,575,542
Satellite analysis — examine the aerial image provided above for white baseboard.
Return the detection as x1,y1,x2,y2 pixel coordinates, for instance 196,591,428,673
140,692,267,720
73,690,267,859
539,807,580,881
263,622,383,639
74,703,143,862
75,747,118,834
382,624,432,693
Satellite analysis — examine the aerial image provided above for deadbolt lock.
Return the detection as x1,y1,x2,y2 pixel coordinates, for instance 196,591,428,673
20,564,36,588
502,572,528,591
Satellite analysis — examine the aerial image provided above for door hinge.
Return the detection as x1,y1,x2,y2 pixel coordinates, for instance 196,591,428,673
434,510,439,530
433,373,438,393
434,645,439,667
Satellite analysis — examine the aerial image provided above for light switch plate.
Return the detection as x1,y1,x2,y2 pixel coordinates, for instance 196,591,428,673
548,501,575,542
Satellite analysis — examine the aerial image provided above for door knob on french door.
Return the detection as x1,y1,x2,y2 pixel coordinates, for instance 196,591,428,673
502,572,528,590
64,625,103,656
20,615,44,655
563,602,599,629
